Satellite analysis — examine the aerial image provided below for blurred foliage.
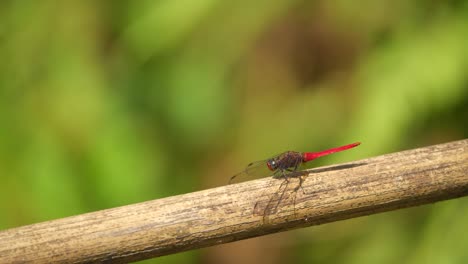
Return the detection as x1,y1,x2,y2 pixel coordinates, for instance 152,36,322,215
0,1,467,264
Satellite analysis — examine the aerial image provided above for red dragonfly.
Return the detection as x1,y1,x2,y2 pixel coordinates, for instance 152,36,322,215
229,142,361,221
230,142,361,183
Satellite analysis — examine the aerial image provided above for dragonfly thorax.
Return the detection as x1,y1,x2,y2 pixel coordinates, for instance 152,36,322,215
266,151,303,172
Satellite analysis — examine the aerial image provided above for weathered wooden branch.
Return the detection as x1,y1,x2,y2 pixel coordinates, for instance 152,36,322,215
1,139,467,263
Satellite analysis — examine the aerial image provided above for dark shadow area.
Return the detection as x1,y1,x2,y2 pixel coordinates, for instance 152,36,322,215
306,162,367,174
272,162,367,180
260,162,368,220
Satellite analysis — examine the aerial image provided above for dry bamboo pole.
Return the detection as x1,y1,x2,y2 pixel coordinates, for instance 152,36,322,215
0,139,467,263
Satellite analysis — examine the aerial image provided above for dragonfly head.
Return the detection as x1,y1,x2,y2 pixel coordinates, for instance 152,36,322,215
266,159,278,171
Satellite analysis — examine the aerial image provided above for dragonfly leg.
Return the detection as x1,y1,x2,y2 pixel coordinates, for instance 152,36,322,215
285,162,300,174
276,169,290,183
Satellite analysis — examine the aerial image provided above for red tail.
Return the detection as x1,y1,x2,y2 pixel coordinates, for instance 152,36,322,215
303,142,361,162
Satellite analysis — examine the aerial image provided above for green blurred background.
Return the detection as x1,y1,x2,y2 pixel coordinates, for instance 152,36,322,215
1,1,467,263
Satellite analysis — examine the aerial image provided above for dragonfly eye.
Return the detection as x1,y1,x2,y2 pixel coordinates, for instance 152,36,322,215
266,160,277,171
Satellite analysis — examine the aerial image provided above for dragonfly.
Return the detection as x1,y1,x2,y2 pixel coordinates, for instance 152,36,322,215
229,142,361,220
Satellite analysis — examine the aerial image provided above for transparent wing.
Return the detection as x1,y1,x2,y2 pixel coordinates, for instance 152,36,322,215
229,160,272,184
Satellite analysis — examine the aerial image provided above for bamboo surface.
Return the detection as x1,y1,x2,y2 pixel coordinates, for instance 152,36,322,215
0,139,467,263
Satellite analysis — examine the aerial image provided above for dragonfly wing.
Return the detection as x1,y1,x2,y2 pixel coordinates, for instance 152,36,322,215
229,160,272,184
